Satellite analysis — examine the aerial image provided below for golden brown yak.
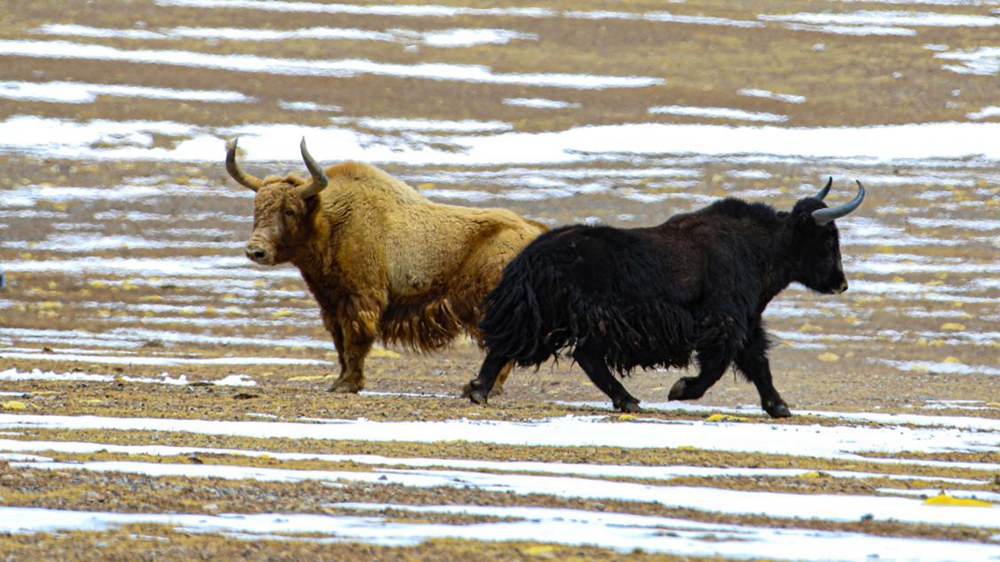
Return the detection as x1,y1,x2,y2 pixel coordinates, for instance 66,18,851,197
226,138,546,395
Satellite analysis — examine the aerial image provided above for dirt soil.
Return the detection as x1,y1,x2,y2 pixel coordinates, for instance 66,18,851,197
0,1,998,560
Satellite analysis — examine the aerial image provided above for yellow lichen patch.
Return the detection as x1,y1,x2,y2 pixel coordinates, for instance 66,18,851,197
368,347,401,359
617,413,637,421
288,375,327,382
942,356,962,363
271,310,295,319
2,401,27,410
817,352,840,362
705,414,752,423
797,471,832,480
924,494,994,508
940,323,967,331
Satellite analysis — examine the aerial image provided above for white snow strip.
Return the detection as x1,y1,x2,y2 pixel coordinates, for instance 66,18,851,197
0,255,296,279
12,461,1000,530
883,489,1000,502
564,10,763,28
4,116,1000,165
874,359,1000,377
737,89,806,104
760,11,1000,28
33,24,536,48
0,369,254,387
1,233,242,252
0,439,981,486
352,117,512,133
153,0,555,18
649,105,788,122
0,352,327,367
1,504,996,560
780,23,917,36
0,413,995,461
967,106,1000,120
0,40,663,90
0,80,252,104
503,97,581,109
936,47,1000,76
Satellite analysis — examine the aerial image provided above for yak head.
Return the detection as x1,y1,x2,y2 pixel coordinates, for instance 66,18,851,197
786,178,865,295
226,138,328,266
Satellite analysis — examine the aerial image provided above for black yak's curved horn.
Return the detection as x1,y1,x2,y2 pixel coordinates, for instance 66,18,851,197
812,181,865,225
296,137,329,199
812,176,833,201
225,138,264,192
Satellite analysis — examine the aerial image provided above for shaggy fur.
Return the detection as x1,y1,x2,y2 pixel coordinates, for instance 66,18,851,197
234,155,546,395
468,184,863,417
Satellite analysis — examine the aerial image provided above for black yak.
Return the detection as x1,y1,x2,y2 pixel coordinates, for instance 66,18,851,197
466,179,865,417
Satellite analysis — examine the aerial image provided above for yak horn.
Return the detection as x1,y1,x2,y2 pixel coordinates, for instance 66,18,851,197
812,181,865,225
225,138,264,192
296,137,329,199
812,177,833,201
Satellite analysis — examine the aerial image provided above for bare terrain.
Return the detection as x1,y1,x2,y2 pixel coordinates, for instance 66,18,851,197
0,0,998,560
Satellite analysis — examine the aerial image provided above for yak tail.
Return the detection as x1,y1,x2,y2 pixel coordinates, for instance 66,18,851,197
479,251,555,366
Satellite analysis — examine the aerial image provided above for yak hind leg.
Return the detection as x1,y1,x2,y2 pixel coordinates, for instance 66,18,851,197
735,326,790,418
462,359,512,400
467,350,511,405
572,343,640,413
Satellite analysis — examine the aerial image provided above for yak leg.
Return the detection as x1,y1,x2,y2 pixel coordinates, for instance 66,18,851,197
668,348,730,402
572,343,640,413
670,309,743,403
328,332,373,394
735,324,790,418
462,359,513,399
326,298,380,394
467,349,510,405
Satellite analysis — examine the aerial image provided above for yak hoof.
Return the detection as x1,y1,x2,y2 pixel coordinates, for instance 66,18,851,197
667,378,688,401
461,381,504,399
616,399,641,413
764,401,792,418
327,378,363,394
469,389,489,406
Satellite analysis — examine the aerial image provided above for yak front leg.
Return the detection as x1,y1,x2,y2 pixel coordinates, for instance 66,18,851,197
735,323,790,418
463,359,513,399
670,309,745,403
325,298,380,394
467,350,511,405
668,347,730,403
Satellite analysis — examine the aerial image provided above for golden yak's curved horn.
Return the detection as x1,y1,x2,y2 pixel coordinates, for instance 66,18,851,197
296,137,329,199
812,181,865,225
225,138,264,192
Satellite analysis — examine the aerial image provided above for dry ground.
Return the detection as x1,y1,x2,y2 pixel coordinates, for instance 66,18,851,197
0,0,998,559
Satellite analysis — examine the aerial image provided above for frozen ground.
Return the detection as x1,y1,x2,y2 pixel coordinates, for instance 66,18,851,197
0,0,998,559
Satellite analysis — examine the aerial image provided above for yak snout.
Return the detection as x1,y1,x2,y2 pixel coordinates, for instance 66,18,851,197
245,241,274,266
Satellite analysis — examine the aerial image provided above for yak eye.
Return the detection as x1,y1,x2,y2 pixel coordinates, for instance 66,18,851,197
825,239,835,250
284,209,295,217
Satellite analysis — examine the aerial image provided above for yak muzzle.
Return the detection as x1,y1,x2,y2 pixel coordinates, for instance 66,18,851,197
245,242,274,266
